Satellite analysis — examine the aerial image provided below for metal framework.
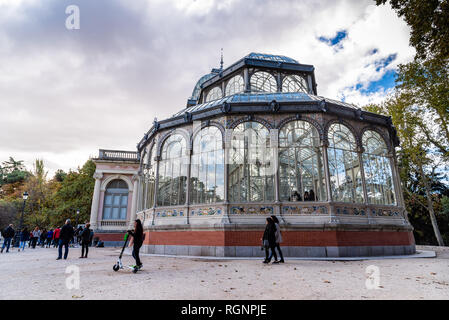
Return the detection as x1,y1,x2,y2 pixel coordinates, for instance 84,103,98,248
133,53,406,229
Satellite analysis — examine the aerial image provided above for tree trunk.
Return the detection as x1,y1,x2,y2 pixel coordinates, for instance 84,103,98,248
419,163,445,246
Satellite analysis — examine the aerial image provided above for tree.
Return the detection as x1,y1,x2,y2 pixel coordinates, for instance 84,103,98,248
396,59,449,159
48,160,95,227
0,157,29,189
376,0,449,61
365,94,446,246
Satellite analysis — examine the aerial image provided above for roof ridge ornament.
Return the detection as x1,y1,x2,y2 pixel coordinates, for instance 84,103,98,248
220,48,224,70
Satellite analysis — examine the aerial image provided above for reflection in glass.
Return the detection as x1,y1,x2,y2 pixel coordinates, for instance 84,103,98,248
279,120,326,201
229,122,274,202
327,123,363,203
157,134,188,206
362,130,396,205
190,126,224,204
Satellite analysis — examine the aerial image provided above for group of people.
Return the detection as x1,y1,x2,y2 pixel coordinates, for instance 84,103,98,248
290,189,316,202
18,226,59,250
261,215,284,264
3,217,282,268
1,219,144,268
0,220,94,260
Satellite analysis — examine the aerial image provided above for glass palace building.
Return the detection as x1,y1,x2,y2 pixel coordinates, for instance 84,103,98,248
89,53,415,257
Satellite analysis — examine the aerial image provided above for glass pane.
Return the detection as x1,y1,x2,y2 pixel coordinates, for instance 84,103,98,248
328,148,363,203
328,123,357,151
205,86,222,102
112,207,119,219
225,75,245,96
282,74,308,93
121,195,128,206
120,207,127,220
229,122,274,202
105,195,113,205
250,71,277,93
103,207,111,220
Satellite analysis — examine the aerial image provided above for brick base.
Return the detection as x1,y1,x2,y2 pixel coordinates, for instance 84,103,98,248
93,232,127,247
141,229,415,257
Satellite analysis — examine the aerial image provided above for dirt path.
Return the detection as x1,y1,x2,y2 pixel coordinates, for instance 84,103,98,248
0,245,448,300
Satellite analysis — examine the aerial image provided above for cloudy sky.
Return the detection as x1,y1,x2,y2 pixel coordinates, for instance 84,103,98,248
0,0,414,176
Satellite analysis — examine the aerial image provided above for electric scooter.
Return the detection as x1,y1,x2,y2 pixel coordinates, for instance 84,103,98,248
112,233,141,273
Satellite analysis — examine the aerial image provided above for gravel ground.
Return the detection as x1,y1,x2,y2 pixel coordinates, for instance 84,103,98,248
0,245,448,300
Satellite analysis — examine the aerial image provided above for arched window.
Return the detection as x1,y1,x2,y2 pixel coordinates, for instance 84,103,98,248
282,74,308,93
279,120,326,201
157,134,188,206
142,145,156,210
250,71,277,93
103,179,129,220
362,130,396,205
225,75,245,96
327,123,364,203
229,122,274,202
190,126,224,204
205,86,222,102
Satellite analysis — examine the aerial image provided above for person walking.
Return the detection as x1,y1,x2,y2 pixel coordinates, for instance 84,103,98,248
75,226,83,245
46,229,53,248
57,219,74,260
18,227,30,252
1,224,15,253
261,218,277,264
269,215,284,264
31,227,40,248
28,230,33,247
39,229,47,247
53,226,61,248
127,219,144,269
79,223,91,258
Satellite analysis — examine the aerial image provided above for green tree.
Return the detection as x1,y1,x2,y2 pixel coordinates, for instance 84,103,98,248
376,0,449,61
0,157,29,191
48,159,95,227
396,59,449,159
365,94,446,245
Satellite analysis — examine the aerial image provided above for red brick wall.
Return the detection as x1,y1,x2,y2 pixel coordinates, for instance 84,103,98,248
143,230,415,247
96,233,127,242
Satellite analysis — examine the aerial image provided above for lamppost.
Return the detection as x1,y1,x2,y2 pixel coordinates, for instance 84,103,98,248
14,191,29,247
76,209,80,227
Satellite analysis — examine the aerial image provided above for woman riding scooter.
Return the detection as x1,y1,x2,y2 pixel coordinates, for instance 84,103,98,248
127,219,144,269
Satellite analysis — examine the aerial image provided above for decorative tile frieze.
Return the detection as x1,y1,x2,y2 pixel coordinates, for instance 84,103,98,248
230,206,274,215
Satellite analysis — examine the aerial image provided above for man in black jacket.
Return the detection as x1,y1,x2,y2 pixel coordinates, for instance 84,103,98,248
57,219,74,260
79,223,91,258
1,224,15,253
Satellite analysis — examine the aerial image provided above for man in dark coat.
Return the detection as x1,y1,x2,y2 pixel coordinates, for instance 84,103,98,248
262,218,277,264
1,224,15,253
79,223,91,258
57,219,74,260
